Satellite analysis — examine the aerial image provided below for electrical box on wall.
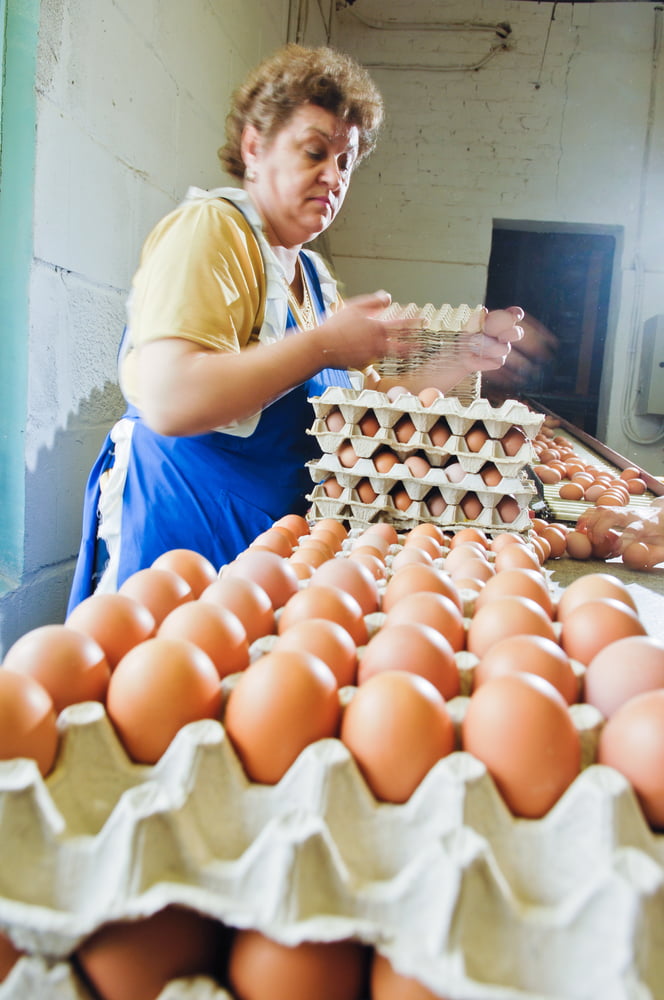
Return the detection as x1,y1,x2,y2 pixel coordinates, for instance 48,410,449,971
636,315,664,416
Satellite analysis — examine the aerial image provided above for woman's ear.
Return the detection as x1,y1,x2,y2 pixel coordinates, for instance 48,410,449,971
240,124,261,176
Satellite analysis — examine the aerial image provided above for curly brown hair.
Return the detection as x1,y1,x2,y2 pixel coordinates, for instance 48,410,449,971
218,44,384,179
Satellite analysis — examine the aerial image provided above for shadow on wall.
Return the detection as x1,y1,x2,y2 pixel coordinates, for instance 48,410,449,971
0,381,125,658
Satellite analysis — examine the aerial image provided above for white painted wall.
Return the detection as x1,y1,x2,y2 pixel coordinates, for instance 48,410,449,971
329,0,664,471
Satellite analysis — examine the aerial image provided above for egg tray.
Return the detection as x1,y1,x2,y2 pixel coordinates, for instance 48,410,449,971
307,456,535,507
0,690,663,1000
308,421,538,478
307,485,534,533
308,387,544,441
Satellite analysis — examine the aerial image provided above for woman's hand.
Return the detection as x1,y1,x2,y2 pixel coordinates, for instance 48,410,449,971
458,306,525,374
311,290,422,371
483,312,558,395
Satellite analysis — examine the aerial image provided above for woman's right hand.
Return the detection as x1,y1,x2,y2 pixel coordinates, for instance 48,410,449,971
312,291,420,370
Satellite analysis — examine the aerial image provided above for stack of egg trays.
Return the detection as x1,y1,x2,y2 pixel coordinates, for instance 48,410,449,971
306,387,541,531
0,695,663,1000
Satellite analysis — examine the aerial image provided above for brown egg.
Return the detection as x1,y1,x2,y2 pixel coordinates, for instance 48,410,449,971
76,905,227,1000
540,525,567,558
250,527,296,558
337,441,360,468
460,492,483,520
493,543,541,573
429,420,451,448
501,426,527,457
565,530,593,560
3,624,110,714
106,637,222,763
448,556,494,585
598,689,664,829
480,463,502,487
418,386,444,407
404,533,442,561
353,530,390,558
0,931,24,982
322,477,344,498
274,513,311,539
489,532,526,553
325,407,345,431
382,563,462,615
312,518,348,544
384,591,465,652
228,930,369,1000
289,546,330,571
0,670,59,776
473,567,553,618
223,549,299,610
348,551,387,581
273,618,358,688
556,573,638,623
462,672,581,818
474,634,579,704
151,548,218,597
294,536,335,562
371,952,446,1000
450,526,489,550
496,495,522,525
289,560,315,582
278,585,368,646
310,525,344,553
465,424,489,452
359,410,381,436
559,482,585,502
157,601,249,678
407,522,446,545
533,464,561,485
199,576,274,643
560,598,646,666
340,671,455,803
405,453,431,478
223,649,340,784
391,486,412,512
394,414,417,443
65,593,155,670
466,596,557,659
358,622,460,700
310,557,380,615
622,541,661,571
363,522,399,547
374,447,400,473
584,635,664,718
119,567,194,625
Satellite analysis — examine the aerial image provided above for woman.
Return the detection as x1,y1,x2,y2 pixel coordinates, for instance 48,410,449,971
68,43,523,611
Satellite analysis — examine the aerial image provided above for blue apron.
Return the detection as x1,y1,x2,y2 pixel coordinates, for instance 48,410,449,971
67,252,351,612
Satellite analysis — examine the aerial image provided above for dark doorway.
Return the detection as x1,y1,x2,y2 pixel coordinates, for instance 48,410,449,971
484,224,619,435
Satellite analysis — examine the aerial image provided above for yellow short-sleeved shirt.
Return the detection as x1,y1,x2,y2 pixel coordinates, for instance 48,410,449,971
120,197,265,406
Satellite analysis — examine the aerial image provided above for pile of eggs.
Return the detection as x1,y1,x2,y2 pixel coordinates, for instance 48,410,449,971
306,386,541,532
1,518,664,999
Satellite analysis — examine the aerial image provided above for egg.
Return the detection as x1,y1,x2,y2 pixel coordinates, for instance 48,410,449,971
76,905,227,1000
462,672,581,818
384,591,466,652
460,492,483,520
565,530,593,560
66,593,156,669
278,584,368,646
407,522,446,545
322,477,344,498
429,420,451,447
466,596,557,659
496,495,522,524
223,548,299,610
228,930,369,1000
199,576,274,643
404,532,442,560
340,671,456,803
473,567,554,618
310,525,344,553
250,527,296,558
583,635,664,718
598,689,664,828
418,386,444,407
119,567,194,625
382,564,462,615
359,410,381,436
274,513,310,539
386,385,412,402
390,546,433,571
0,932,24,983
559,482,585,502
310,557,380,615
358,622,460,700
337,441,359,468
404,453,431,478
465,424,489,452
622,540,660,571
493,543,541,573
489,532,526,554
391,486,412,512
362,521,399,547
374,448,400,473
444,461,466,484
0,669,59,776
394,414,417,443
106,637,222,763
480,462,502,487
151,548,218,597
371,952,446,1000
157,601,249,679
223,649,340,784
349,550,388,581
501,426,527,457
560,598,646,666
473,634,579,704
426,492,447,517
273,618,358,688
325,407,345,431
2,624,110,714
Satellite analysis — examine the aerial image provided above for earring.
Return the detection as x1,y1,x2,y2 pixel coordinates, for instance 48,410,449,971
245,167,257,182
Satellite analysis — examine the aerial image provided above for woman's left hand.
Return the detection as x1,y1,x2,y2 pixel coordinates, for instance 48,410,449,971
460,306,525,374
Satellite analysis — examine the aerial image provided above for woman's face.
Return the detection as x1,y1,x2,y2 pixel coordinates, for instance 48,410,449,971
243,104,360,249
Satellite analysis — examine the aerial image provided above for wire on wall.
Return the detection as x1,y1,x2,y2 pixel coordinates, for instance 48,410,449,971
337,4,512,73
621,4,664,446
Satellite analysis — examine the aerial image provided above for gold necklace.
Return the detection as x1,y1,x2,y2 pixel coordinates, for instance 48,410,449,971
286,261,318,330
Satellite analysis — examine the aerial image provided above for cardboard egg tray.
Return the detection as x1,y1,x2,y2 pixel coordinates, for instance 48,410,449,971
0,675,662,1000
309,387,544,441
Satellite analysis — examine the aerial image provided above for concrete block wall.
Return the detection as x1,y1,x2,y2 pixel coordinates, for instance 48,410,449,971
329,0,664,471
